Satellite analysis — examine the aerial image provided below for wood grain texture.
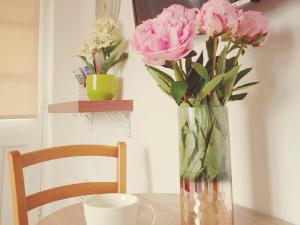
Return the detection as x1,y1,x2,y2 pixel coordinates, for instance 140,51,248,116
117,142,126,193
48,100,134,113
27,182,118,210
37,194,294,225
8,143,126,225
8,151,29,225
21,145,118,167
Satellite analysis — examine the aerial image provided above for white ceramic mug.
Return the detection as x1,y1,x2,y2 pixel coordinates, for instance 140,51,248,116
83,194,156,225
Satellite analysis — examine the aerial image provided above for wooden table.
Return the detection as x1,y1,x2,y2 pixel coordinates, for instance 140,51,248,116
37,194,293,225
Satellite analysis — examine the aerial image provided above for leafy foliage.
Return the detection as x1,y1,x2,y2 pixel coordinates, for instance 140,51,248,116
197,74,224,102
144,36,258,105
80,39,128,74
233,81,259,92
222,66,240,104
229,93,248,101
179,104,230,181
192,63,209,80
146,66,175,96
171,81,188,104
235,68,252,85
78,56,95,74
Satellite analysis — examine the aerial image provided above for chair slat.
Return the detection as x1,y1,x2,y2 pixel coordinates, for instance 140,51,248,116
8,142,126,225
117,142,127,193
22,145,118,167
8,151,29,225
27,182,118,211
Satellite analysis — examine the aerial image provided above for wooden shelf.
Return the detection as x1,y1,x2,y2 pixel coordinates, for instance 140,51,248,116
48,100,133,113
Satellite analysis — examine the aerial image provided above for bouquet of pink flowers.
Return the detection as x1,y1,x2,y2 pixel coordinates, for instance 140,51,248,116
132,2,269,224
131,0,269,107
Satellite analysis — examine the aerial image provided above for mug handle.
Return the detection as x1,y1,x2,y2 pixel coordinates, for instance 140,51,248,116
138,203,156,225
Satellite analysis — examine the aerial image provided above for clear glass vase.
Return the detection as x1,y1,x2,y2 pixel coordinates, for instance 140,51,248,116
178,105,234,225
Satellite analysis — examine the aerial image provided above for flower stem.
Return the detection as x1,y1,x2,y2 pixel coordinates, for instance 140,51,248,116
225,40,232,55
233,43,245,66
93,54,97,74
179,59,183,70
183,96,193,107
171,61,184,81
211,37,218,77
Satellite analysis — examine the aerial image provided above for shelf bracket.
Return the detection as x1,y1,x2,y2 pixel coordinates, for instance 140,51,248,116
103,112,132,138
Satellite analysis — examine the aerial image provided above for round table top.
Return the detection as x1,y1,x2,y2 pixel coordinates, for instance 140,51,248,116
37,193,292,225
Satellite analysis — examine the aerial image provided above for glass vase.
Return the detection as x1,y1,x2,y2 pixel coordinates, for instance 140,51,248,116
178,105,234,225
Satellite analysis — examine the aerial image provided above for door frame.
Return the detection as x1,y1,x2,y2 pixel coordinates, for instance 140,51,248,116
0,0,53,223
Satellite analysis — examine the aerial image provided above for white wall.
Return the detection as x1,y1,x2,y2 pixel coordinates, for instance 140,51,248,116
230,1,300,224
46,0,300,224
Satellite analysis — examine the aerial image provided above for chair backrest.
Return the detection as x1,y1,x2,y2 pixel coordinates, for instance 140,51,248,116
8,142,126,225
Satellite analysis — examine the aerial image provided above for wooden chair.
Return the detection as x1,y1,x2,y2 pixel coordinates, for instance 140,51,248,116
8,142,126,225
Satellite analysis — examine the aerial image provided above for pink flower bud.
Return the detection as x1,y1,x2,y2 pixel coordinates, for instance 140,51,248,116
236,10,269,46
198,0,239,36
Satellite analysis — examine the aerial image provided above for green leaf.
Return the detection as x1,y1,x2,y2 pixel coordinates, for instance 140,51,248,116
191,63,209,81
184,149,203,180
242,48,246,55
102,39,123,59
229,93,248,101
185,131,195,158
179,134,185,175
195,106,211,137
222,65,240,104
209,90,221,106
197,74,224,102
196,51,204,65
181,129,195,176
233,82,259,92
185,57,192,75
197,129,206,160
146,66,175,84
178,64,187,79
171,81,188,104
205,59,212,76
210,105,227,134
78,55,95,74
184,50,197,58
204,126,222,180
171,62,184,81
235,68,252,85
229,44,240,52
151,76,172,96
225,57,235,72
110,52,128,69
146,66,175,96
179,102,189,128
186,71,204,97
162,61,173,69
216,46,227,74
101,53,117,73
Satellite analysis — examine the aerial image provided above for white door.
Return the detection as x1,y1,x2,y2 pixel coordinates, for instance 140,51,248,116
0,0,51,224
0,120,44,225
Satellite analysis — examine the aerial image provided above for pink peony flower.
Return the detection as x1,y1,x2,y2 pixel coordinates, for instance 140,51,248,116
198,0,239,36
131,4,198,65
236,10,269,46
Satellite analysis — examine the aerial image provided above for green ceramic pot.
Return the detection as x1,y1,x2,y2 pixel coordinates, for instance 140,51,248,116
86,74,117,100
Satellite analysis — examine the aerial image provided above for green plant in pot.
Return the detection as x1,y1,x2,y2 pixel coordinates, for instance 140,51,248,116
79,17,128,100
